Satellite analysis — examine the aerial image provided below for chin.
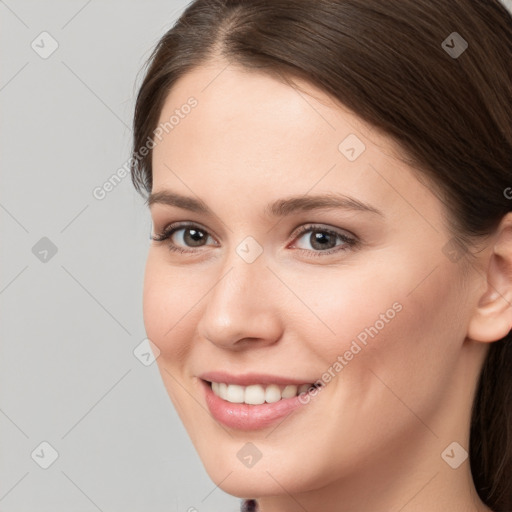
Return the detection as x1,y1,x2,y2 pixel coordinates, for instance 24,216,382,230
195,443,322,499
202,466,293,499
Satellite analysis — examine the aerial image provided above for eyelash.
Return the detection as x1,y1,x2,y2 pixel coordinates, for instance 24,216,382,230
151,222,359,258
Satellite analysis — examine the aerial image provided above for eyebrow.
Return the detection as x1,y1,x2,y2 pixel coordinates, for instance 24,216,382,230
146,190,384,218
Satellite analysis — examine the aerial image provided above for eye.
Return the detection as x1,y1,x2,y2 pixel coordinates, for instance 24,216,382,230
151,222,358,257
150,222,216,254
289,224,358,257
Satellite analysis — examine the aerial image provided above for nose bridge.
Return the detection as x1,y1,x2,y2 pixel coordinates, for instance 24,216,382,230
214,233,269,303
210,238,268,318
197,237,281,347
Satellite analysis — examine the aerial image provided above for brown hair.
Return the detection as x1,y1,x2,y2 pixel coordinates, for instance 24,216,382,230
130,0,512,509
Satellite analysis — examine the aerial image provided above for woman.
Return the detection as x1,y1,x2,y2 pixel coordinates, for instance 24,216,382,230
129,1,512,510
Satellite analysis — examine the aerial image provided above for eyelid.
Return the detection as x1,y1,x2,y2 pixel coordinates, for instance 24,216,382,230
290,223,356,242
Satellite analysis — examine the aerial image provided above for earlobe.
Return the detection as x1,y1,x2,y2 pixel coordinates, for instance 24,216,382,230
467,213,512,343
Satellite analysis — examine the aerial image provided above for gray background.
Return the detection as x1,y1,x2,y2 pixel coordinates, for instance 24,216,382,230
0,1,239,511
1,1,511,511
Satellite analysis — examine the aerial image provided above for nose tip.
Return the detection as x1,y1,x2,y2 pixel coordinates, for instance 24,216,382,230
199,297,283,350
196,256,283,350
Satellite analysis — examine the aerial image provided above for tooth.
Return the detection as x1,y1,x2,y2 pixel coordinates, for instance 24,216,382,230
281,384,298,399
265,384,282,403
245,384,266,405
211,381,316,403
218,382,228,400
298,384,311,394
226,384,245,403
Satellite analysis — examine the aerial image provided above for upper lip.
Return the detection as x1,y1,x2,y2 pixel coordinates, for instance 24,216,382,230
198,371,316,387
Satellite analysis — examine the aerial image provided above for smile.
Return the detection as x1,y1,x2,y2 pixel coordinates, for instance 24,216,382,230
199,376,322,430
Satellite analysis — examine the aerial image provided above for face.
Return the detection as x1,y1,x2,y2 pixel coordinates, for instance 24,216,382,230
143,59,484,499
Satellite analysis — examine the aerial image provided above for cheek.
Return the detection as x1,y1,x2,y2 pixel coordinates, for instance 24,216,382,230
142,253,195,359
298,255,462,389
279,262,406,358
142,255,202,419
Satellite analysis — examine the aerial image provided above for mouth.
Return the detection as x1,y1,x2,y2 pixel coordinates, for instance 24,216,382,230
199,374,323,430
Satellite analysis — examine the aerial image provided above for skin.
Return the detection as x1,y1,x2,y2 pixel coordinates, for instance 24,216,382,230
142,58,512,512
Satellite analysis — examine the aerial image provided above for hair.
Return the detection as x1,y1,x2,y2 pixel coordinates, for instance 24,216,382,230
130,0,512,509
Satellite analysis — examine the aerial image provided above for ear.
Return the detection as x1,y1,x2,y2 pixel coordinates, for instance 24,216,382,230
467,212,512,343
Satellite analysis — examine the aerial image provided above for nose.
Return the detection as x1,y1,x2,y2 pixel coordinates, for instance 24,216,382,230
196,245,283,350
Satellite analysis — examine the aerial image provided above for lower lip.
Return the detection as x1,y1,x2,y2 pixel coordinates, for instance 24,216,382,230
201,379,314,430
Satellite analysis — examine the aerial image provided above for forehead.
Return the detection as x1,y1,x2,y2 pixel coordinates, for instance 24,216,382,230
150,61,441,227
154,60,381,160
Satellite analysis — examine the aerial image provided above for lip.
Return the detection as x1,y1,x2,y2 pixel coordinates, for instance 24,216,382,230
199,376,319,431
198,371,316,387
